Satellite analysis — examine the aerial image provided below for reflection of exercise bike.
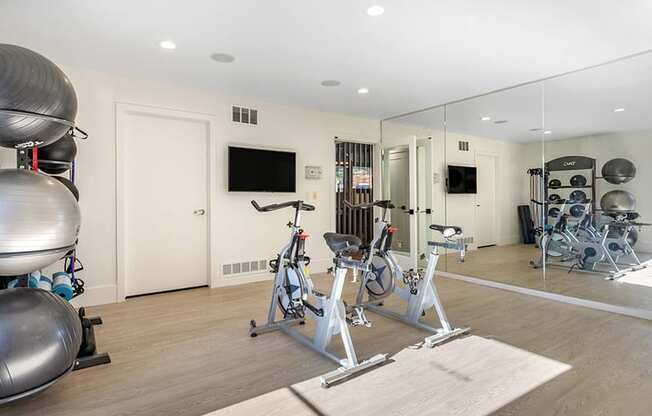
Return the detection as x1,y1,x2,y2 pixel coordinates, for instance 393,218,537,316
345,200,469,347
532,199,646,278
248,200,385,387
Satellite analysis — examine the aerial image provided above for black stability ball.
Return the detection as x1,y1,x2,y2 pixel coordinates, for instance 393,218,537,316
602,158,636,184
549,179,562,189
34,133,77,174
0,44,78,148
570,174,587,187
569,190,587,203
570,204,586,218
0,289,82,404
52,176,79,201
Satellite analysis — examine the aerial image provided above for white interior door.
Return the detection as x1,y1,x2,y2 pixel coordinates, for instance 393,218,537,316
382,135,417,269
120,106,210,296
475,153,497,247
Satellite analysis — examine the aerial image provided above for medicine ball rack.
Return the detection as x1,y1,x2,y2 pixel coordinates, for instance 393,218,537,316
13,135,111,372
543,156,597,227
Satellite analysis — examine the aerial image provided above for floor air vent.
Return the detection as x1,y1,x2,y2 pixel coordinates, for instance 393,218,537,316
458,141,469,151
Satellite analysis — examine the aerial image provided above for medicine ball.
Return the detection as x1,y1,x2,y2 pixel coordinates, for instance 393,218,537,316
602,158,636,184
32,133,77,174
548,207,560,218
570,204,586,218
0,289,82,404
549,179,562,189
569,190,587,204
0,44,78,148
600,190,636,213
570,174,587,187
52,176,79,201
548,194,561,203
0,170,80,275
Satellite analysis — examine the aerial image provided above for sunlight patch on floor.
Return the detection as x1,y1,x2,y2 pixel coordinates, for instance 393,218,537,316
618,259,652,288
207,335,571,416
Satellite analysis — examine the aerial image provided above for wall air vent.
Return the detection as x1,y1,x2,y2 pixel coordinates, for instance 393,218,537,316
232,106,258,125
222,260,268,277
458,141,469,151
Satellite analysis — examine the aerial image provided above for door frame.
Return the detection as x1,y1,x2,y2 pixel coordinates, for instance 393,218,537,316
381,135,418,269
474,151,498,247
115,102,218,302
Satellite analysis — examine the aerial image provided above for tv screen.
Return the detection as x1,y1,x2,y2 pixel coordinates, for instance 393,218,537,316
447,165,477,194
228,146,296,192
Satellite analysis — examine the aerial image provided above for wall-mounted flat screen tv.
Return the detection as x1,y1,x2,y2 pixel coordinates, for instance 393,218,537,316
447,165,477,194
228,146,296,192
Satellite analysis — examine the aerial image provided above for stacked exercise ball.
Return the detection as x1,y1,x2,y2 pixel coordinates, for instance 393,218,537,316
0,44,77,148
0,44,83,404
600,158,638,213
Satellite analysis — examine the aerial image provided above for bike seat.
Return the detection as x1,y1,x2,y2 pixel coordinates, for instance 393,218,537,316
429,224,463,238
323,233,361,255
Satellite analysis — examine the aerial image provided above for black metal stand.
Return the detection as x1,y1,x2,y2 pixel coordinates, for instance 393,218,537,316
73,307,111,371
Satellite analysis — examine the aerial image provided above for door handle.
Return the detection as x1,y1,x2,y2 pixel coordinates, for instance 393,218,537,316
194,209,206,216
400,205,415,215
417,208,432,214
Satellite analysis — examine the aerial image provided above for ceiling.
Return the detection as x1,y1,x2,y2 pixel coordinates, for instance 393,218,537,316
2,0,652,119
390,51,652,142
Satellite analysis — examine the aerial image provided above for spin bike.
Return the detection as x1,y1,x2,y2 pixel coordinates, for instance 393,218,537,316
249,200,386,387
344,200,470,347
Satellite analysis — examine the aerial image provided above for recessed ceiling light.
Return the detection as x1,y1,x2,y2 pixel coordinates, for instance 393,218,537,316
481,116,491,121
543,130,552,135
159,40,176,50
614,107,625,113
210,53,235,63
357,87,369,94
367,5,385,16
493,120,508,124
321,80,341,87
530,128,542,132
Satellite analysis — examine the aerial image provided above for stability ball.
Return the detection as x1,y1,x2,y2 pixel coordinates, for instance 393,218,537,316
602,158,636,184
52,176,80,201
0,170,81,275
33,133,77,174
0,44,78,148
0,288,82,404
600,190,636,213
549,179,562,189
569,190,587,203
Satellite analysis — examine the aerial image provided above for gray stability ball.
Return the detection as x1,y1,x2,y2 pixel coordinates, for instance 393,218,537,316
600,190,636,213
0,288,82,404
601,158,636,184
0,44,78,148
0,169,81,275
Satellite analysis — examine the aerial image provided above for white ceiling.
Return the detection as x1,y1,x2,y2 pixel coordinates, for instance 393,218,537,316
390,51,652,142
2,0,652,119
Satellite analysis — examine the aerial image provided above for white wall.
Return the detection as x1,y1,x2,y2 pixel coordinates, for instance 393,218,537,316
526,130,652,252
381,121,529,250
0,66,380,306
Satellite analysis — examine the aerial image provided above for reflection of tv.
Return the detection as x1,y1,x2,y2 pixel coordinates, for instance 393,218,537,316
228,146,296,192
447,165,477,194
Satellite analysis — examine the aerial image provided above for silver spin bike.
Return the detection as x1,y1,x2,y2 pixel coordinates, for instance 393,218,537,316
345,200,470,347
249,200,386,387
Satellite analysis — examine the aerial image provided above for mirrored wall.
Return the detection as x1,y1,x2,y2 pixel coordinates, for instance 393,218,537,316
381,50,652,314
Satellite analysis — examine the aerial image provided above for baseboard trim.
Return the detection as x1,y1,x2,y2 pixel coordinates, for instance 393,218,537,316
71,284,117,307
439,271,652,321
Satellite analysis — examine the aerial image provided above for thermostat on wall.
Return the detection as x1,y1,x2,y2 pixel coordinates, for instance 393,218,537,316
305,166,322,179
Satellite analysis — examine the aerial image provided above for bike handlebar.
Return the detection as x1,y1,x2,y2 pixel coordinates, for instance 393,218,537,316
251,200,316,212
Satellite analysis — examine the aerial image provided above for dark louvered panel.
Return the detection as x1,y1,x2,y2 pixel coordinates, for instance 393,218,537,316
335,139,375,244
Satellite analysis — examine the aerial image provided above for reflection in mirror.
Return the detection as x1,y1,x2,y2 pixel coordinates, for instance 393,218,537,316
537,51,652,311
442,83,545,285
381,108,445,269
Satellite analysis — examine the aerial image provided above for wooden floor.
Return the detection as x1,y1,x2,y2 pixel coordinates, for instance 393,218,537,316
446,244,652,310
4,273,652,416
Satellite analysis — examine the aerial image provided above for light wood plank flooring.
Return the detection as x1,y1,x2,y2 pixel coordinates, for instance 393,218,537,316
3,274,652,416
445,244,652,310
